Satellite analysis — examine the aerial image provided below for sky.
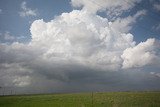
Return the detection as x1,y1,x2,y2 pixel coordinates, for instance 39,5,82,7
0,0,160,94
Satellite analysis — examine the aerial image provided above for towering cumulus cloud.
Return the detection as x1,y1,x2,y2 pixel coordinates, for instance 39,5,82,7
30,10,136,71
0,0,160,93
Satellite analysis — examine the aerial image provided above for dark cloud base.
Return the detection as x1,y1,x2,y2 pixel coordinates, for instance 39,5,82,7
1,69,160,95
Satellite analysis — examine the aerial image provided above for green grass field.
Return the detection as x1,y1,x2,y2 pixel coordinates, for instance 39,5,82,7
0,92,160,107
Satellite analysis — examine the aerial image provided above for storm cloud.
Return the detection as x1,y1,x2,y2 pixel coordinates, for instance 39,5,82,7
0,0,160,94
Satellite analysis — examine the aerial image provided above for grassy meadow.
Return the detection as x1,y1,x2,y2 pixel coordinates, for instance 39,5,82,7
0,91,160,107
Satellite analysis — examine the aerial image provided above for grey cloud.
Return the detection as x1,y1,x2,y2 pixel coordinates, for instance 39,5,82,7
0,0,160,94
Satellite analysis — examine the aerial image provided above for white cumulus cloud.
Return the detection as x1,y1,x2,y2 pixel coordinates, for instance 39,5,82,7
121,38,160,69
19,1,37,17
30,10,142,71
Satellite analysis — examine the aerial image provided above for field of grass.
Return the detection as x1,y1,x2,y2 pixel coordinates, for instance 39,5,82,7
0,91,160,107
